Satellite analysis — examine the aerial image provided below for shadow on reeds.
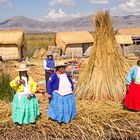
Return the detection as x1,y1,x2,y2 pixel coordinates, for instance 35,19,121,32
0,72,14,102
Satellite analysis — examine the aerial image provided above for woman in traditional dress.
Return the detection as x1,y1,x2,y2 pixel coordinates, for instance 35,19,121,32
43,53,55,85
10,64,39,124
46,61,76,123
124,60,140,111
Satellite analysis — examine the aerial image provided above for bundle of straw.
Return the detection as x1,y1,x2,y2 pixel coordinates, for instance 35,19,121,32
75,11,129,101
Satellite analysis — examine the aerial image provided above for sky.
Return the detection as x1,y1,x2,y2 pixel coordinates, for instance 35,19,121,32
0,0,140,21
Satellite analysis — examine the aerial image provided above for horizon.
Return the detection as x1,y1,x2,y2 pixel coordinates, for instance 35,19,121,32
0,0,140,22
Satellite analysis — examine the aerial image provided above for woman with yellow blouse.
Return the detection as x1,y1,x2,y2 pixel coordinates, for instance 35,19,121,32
10,64,39,124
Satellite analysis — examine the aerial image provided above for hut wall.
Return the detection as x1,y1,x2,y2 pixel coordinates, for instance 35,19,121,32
83,43,93,56
65,44,83,58
123,45,140,56
0,46,19,60
117,44,124,55
132,37,140,45
19,45,26,59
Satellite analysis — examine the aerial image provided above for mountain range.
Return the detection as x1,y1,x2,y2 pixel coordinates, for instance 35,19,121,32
0,15,140,33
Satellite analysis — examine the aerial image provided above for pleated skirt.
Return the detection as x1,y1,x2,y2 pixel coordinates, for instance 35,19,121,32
47,92,76,123
12,94,40,124
124,82,140,111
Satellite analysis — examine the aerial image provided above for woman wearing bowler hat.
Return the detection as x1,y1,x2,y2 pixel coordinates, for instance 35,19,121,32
43,52,55,85
10,63,39,124
46,61,76,123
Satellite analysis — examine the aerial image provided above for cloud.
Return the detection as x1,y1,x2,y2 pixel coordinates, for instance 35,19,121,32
50,0,75,6
111,0,140,16
90,0,109,4
40,8,81,21
0,0,13,8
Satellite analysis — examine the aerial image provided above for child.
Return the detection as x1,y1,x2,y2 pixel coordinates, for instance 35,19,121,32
10,63,39,124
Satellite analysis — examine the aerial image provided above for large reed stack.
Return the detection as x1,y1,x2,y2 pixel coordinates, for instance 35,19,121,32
75,11,129,101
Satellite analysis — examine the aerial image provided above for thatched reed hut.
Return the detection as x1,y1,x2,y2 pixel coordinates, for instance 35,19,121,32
115,35,133,55
55,31,94,57
117,28,140,56
115,35,133,45
117,28,140,45
0,30,26,60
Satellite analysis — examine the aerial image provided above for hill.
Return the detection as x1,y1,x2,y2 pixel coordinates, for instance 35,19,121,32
0,15,140,32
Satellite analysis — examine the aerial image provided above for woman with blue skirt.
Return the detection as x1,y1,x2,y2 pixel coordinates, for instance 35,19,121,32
47,61,76,123
10,64,40,124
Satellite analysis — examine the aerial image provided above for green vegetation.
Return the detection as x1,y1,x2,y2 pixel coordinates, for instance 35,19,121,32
0,72,14,101
25,33,55,58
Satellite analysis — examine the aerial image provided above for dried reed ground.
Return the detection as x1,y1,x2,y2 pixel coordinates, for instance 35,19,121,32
0,96,140,140
0,57,140,140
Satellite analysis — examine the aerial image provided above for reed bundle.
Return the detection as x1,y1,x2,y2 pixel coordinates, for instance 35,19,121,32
75,11,129,101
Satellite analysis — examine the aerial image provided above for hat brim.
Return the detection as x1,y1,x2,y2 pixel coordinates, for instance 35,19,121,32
16,68,29,71
55,64,66,68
